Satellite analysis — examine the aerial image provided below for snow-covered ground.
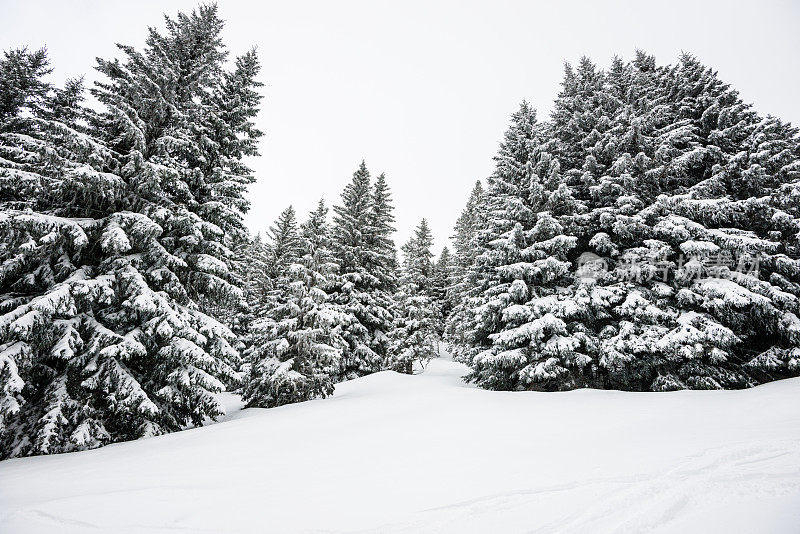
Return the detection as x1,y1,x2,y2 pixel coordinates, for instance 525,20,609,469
2,355,799,533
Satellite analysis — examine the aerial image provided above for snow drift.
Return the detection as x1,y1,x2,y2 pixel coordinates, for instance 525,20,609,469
1,356,799,533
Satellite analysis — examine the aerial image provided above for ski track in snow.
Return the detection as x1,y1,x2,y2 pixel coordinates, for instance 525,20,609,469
1,355,799,533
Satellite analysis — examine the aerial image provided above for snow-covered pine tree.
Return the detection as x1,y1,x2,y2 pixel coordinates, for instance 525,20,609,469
239,232,272,312
89,0,257,397
302,198,333,262
0,47,51,124
242,201,344,408
430,246,451,334
0,6,263,458
462,101,592,390
266,206,303,282
93,4,259,323
242,206,302,362
451,52,800,392
449,101,546,380
364,171,400,363
444,180,486,349
195,46,264,327
0,48,103,213
0,48,127,456
330,161,397,380
450,181,485,274
369,172,399,292
233,231,271,375
402,219,435,288
390,219,439,373
638,54,800,389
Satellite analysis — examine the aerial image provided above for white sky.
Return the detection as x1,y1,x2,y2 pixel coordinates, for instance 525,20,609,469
2,0,799,253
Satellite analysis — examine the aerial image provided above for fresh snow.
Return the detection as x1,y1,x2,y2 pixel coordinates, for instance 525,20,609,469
1,354,799,533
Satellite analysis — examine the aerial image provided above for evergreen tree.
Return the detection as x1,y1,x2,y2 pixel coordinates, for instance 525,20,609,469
390,219,439,372
266,206,303,281
451,53,800,392
401,219,435,286
0,5,262,457
239,232,272,308
444,181,486,350
302,198,333,260
242,202,344,408
431,246,452,334
450,181,485,274
450,102,544,374
194,46,264,327
232,231,271,377
0,48,127,455
0,47,52,124
249,206,303,324
330,161,397,380
368,172,399,291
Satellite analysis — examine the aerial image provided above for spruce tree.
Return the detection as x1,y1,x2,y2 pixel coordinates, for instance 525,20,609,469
390,219,439,373
242,202,344,408
451,52,800,392
330,161,397,380
239,232,272,309
369,172,399,291
431,246,452,334
266,206,303,281
302,198,333,259
444,181,486,350
0,6,263,457
233,231,271,375
246,206,303,350
451,101,544,376
0,48,126,455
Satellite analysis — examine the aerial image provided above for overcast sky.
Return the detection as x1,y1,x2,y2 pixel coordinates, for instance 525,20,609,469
3,0,799,252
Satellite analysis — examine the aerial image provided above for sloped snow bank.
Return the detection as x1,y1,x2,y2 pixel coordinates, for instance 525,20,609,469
1,357,798,533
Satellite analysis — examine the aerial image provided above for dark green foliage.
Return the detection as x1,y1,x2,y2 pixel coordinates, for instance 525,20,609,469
0,5,263,458
450,53,800,392
330,161,398,380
